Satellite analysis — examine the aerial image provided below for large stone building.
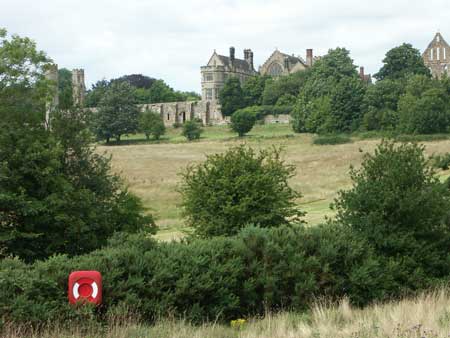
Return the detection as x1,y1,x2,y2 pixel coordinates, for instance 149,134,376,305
200,47,257,102
259,49,317,76
423,32,450,79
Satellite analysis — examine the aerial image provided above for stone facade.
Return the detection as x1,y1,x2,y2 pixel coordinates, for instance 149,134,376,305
200,47,257,102
72,69,86,106
423,32,450,79
144,100,222,126
260,49,308,76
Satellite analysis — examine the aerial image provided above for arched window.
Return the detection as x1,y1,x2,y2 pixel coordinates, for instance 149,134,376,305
268,63,283,76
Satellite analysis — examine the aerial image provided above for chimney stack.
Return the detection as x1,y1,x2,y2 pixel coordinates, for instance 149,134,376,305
230,47,235,63
359,66,365,80
306,49,313,67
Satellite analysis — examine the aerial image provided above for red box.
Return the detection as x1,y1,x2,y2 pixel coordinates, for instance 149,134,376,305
68,271,102,305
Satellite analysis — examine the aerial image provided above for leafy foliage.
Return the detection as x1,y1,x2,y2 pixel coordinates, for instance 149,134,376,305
334,141,450,289
374,43,431,80
92,81,140,142
312,134,352,145
181,120,203,141
230,109,256,136
219,77,246,116
58,68,73,110
139,110,166,140
0,108,155,262
179,145,304,237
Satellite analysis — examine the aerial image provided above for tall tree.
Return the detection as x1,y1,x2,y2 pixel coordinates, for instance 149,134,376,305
219,77,245,116
375,43,431,81
58,68,73,109
93,81,140,142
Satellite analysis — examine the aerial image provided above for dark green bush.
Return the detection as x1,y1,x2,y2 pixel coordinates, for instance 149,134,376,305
230,109,256,136
312,134,352,145
181,120,202,141
0,224,383,326
179,145,304,238
394,133,450,142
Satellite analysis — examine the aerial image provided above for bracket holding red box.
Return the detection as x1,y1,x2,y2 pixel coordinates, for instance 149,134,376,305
68,271,102,305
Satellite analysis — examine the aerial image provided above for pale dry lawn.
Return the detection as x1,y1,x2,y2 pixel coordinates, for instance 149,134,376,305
98,125,450,240
5,288,450,338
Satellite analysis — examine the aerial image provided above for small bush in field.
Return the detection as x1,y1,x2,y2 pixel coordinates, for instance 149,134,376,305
230,109,256,137
139,110,166,140
182,120,203,141
431,153,450,170
179,145,304,237
313,134,352,145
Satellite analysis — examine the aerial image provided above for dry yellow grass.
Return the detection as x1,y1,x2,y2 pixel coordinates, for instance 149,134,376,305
98,125,450,240
5,288,450,337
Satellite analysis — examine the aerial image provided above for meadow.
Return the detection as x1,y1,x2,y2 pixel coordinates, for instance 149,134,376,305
98,124,450,240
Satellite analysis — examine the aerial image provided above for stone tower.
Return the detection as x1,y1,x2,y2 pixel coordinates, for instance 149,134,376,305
44,64,59,128
423,32,450,79
72,69,86,107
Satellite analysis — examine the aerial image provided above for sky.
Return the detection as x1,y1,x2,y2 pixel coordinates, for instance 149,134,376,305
2,0,449,93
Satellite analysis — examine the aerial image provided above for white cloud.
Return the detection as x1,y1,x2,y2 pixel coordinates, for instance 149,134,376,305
2,0,449,92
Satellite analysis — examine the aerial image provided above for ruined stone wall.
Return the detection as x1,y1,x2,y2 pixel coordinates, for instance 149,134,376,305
142,100,223,126
263,114,290,124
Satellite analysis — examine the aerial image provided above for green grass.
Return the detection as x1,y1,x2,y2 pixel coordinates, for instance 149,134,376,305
98,124,450,240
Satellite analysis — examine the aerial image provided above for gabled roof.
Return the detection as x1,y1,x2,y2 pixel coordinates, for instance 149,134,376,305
426,32,450,49
261,50,307,70
216,54,253,72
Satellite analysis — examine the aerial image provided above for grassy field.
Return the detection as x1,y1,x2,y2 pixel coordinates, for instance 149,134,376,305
5,288,450,337
98,124,450,240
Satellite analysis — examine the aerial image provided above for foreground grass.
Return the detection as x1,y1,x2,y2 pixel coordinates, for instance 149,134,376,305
5,288,450,337
98,124,450,240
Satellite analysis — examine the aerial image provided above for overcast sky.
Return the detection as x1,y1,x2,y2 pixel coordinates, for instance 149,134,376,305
2,0,449,93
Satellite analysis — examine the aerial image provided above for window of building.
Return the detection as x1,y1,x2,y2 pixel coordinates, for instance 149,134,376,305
444,48,447,60
205,88,213,100
204,73,213,82
214,87,220,100
268,62,283,76
430,49,434,61
437,48,441,61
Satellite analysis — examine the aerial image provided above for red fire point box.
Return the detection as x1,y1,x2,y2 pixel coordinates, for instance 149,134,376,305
68,271,102,305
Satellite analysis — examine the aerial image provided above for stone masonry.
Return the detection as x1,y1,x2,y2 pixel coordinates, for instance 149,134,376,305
423,32,450,79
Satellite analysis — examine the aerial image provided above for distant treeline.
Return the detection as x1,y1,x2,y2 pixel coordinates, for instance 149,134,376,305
219,44,450,135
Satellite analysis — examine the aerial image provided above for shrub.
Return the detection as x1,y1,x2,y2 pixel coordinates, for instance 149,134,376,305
139,110,166,140
431,153,450,170
334,140,450,290
0,224,384,326
179,145,304,238
313,134,352,145
0,109,155,262
181,120,203,141
230,109,256,137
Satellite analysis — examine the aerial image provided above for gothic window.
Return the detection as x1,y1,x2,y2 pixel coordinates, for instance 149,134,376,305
214,87,220,99
437,48,441,61
268,63,283,76
444,48,447,60
430,49,434,61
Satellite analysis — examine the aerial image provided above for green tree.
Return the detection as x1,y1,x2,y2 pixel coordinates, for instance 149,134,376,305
139,110,166,140
397,75,450,134
230,108,256,136
58,68,73,109
219,77,245,116
361,79,405,131
262,71,309,105
334,141,450,287
374,43,431,81
242,75,270,106
93,81,140,142
179,145,304,238
182,120,203,141
85,79,110,107
0,28,51,123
